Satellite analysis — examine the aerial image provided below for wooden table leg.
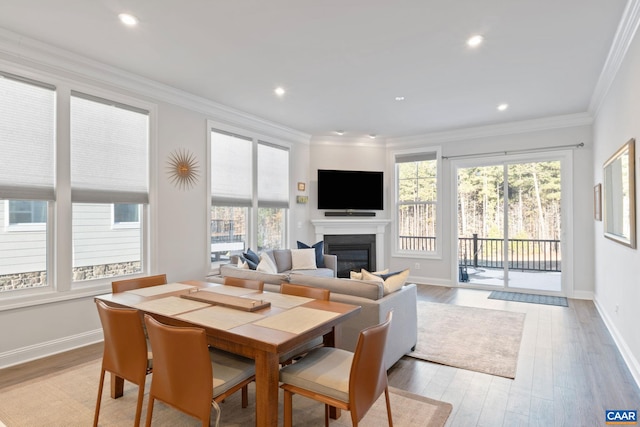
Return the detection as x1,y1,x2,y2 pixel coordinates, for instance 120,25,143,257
254,351,280,427
110,373,124,398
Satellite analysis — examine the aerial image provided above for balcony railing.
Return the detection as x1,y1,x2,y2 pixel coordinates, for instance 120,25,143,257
400,233,562,272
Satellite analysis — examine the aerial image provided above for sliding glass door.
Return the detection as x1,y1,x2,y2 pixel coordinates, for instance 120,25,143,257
456,156,563,293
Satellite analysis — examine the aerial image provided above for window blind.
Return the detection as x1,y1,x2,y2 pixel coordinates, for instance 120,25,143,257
0,73,55,200
70,92,149,203
211,129,252,207
395,151,437,163
258,141,289,208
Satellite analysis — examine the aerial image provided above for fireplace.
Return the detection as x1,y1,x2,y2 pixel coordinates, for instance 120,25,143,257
324,234,376,278
312,218,390,277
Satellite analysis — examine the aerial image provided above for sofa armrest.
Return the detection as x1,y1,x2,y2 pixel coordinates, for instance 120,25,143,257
322,254,337,277
328,283,417,369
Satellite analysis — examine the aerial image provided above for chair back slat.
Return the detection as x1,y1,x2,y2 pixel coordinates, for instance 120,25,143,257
111,274,167,293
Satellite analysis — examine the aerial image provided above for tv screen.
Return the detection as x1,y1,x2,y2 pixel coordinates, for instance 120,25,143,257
317,169,383,210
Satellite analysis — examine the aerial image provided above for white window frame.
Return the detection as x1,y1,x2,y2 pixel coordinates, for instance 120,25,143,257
0,63,157,310
391,146,442,259
207,121,291,272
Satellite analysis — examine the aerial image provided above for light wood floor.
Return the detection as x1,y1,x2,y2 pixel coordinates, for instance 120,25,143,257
2,284,639,426
387,285,640,426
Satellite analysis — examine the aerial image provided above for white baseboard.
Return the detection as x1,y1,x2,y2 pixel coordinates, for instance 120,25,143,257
0,329,103,369
570,290,594,300
593,296,640,390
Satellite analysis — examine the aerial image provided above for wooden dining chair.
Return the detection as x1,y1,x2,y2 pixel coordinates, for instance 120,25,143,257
280,282,330,301
93,300,152,427
111,274,167,293
279,283,331,365
143,315,256,427
279,312,393,427
223,276,264,291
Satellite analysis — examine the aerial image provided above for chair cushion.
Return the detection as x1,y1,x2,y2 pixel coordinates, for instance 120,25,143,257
210,350,255,397
279,347,353,402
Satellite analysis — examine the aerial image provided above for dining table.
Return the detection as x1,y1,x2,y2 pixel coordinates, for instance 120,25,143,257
94,279,361,427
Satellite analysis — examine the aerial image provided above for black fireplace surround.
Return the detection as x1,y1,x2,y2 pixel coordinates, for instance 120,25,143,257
324,234,376,278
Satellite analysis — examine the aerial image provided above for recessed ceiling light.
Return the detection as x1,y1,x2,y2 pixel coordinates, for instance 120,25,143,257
118,13,139,26
467,35,484,48
395,96,405,101
335,130,345,135
497,103,509,111
274,87,285,97
368,134,377,139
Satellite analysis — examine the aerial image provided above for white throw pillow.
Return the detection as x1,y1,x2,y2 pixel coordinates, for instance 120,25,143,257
256,253,278,274
291,248,317,270
237,258,250,269
361,268,409,295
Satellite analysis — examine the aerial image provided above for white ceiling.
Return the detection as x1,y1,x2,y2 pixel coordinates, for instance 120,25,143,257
0,0,629,139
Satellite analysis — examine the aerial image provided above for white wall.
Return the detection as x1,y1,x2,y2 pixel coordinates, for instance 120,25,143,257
593,22,640,384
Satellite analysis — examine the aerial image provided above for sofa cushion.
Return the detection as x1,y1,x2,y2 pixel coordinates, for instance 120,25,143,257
272,249,292,273
292,268,334,278
296,240,325,268
291,248,317,270
350,268,388,280
242,248,260,266
289,274,383,300
362,268,410,295
257,253,278,274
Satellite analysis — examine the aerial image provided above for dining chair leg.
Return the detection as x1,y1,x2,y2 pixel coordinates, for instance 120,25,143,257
283,389,293,427
242,385,248,408
145,396,155,427
384,386,394,427
93,369,106,427
134,384,145,427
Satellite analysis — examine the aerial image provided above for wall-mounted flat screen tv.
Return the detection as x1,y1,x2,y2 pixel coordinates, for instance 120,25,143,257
317,169,383,210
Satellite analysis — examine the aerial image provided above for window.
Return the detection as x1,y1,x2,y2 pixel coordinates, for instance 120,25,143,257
70,92,149,282
0,72,55,291
114,204,140,225
9,200,47,225
395,151,438,254
257,142,289,250
210,127,290,266
0,68,152,298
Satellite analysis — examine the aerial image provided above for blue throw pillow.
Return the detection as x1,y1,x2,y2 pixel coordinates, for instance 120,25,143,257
238,255,258,270
297,241,325,268
242,248,260,270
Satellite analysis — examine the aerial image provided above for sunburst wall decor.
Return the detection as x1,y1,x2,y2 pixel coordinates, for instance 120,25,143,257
166,148,199,190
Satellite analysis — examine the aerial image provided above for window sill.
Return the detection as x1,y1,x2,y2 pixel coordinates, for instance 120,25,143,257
0,283,111,312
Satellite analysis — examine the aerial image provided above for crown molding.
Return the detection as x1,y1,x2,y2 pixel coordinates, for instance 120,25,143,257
386,112,593,148
589,0,640,116
0,27,311,145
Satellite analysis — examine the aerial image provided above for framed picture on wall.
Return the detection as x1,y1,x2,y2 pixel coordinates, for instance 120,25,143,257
594,183,602,221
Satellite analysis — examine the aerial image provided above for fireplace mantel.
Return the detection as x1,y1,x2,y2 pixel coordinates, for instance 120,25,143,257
311,219,390,270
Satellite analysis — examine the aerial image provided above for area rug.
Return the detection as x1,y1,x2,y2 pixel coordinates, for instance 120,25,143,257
0,358,452,426
409,302,525,379
488,290,568,307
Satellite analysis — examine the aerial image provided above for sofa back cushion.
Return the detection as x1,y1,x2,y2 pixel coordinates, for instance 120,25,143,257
271,249,292,273
289,273,383,300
